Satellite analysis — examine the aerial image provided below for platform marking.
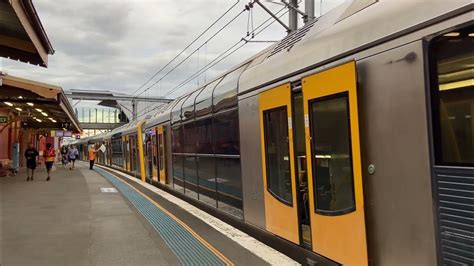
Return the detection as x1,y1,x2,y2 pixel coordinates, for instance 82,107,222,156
99,165,298,265
94,167,233,266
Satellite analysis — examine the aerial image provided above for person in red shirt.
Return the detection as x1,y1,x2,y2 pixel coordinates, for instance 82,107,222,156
43,143,55,181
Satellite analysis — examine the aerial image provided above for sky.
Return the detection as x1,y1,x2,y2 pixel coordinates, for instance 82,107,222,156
1,0,345,109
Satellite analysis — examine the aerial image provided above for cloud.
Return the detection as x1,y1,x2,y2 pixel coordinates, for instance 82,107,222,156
1,0,345,108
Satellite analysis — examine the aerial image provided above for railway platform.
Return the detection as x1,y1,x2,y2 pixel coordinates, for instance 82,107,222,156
0,162,296,266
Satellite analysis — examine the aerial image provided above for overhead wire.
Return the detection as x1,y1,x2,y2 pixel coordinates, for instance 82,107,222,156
134,6,248,98
136,5,289,118
130,0,241,98
163,6,287,97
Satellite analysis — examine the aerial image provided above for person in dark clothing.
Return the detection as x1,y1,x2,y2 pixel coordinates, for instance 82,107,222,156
24,143,39,181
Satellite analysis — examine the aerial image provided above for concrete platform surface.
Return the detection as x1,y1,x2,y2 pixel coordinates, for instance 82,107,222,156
0,162,295,266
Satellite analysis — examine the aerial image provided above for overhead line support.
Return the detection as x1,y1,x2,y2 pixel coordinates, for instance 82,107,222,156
254,0,291,32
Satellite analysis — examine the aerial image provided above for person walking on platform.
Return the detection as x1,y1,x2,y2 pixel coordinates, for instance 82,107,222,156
68,145,79,170
24,143,39,181
43,143,55,181
88,145,97,170
60,145,68,167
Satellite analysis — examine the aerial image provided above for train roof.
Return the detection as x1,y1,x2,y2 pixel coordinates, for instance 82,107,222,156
239,0,473,93
143,46,273,129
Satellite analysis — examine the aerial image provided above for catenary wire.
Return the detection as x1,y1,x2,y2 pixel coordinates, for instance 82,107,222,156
130,0,242,98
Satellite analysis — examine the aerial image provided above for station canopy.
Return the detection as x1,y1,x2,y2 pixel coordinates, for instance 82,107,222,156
0,0,54,67
0,73,81,132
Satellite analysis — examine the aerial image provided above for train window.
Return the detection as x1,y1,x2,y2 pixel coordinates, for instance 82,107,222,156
212,64,248,112
158,132,165,171
213,109,240,155
173,155,184,193
309,93,355,215
195,78,222,118
184,156,198,199
181,89,202,121
263,106,293,205
216,157,243,218
197,156,217,207
183,122,196,154
429,25,474,166
170,96,188,125
171,126,183,153
195,117,213,154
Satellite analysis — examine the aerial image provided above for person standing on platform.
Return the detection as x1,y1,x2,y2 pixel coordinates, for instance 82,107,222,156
68,145,79,170
88,145,97,170
43,143,55,181
24,143,39,181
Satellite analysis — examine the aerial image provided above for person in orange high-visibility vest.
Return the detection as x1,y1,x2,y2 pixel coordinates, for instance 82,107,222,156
43,143,55,181
88,145,97,170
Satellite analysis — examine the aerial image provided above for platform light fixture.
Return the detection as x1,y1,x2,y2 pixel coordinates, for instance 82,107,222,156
35,108,42,112
18,96,23,99
36,118,42,122
4,102,13,106
41,112,48,117
27,102,34,106
15,107,22,111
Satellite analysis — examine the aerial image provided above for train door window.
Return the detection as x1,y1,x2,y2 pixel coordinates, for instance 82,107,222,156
309,92,355,214
152,132,158,175
158,132,164,171
429,25,474,166
293,92,311,247
263,107,293,204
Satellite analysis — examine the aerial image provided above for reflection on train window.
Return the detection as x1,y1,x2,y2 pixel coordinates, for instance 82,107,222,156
184,156,198,199
183,122,196,153
197,156,217,207
173,155,184,193
310,93,355,215
430,25,474,166
195,118,213,154
263,107,292,205
216,157,243,218
213,109,240,155
171,126,183,153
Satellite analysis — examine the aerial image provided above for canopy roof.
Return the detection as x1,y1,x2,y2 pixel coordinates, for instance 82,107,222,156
0,73,81,132
0,0,54,67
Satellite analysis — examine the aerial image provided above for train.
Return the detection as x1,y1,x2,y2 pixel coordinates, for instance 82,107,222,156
67,1,473,265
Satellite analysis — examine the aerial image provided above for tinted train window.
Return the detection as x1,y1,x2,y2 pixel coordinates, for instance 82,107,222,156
213,109,240,155
183,122,196,154
310,93,355,215
171,126,183,153
195,118,213,154
430,25,474,166
263,107,292,204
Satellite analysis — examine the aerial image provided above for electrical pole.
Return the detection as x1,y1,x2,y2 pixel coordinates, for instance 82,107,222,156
288,0,298,32
305,0,315,23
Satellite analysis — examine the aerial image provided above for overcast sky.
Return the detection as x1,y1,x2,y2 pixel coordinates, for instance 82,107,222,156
1,0,345,101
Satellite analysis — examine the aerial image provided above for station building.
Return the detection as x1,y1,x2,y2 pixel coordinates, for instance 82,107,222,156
0,0,80,174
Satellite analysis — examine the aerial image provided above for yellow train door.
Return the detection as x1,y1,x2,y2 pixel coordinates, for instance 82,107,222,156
259,84,299,244
157,126,167,184
302,61,368,265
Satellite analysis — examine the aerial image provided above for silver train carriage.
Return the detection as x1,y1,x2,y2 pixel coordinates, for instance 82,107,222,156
70,1,474,265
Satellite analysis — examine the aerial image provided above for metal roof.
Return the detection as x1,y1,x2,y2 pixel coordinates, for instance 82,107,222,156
239,0,473,93
0,73,82,132
0,0,54,67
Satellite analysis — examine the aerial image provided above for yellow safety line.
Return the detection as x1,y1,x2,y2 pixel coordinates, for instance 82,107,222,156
102,167,234,266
